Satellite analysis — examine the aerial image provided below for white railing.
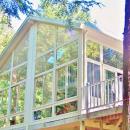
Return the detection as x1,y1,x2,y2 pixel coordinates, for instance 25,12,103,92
82,76,123,113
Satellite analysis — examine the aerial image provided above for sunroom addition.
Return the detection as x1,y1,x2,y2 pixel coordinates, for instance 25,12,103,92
0,17,123,130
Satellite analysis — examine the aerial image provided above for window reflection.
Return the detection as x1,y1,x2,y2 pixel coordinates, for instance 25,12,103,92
0,90,8,116
10,116,24,126
87,62,101,97
56,101,77,115
35,51,54,75
34,72,53,107
34,107,52,120
36,24,56,57
12,65,27,84
56,41,78,65
86,40,100,61
11,83,25,114
103,47,123,69
0,72,10,89
56,62,77,101
13,36,28,67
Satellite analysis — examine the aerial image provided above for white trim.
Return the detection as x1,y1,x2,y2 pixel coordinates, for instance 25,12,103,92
24,24,37,126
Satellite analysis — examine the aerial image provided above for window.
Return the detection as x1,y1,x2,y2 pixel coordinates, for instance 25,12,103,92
103,47,123,69
56,41,78,65
0,57,12,73
34,107,52,120
34,72,53,107
0,90,8,116
87,62,100,83
11,83,25,114
56,67,66,101
57,27,78,46
13,37,28,67
87,62,101,97
10,115,24,125
12,65,27,84
35,51,54,74
56,62,77,101
86,40,100,61
36,24,56,57
0,72,10,89
56,101,77,115
68,63,77,98
0,118,7,128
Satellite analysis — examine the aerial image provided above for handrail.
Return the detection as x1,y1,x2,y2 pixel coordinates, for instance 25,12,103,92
82,76,123,113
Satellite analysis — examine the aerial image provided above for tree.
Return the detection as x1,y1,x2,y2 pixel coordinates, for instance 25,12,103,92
0,26,13,54
123,0,130,130
40,0,102,27
0,0,34,21
40,1,90,22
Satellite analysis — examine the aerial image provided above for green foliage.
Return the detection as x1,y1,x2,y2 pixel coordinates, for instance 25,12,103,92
86,40,100,61
40,1,90,22
0,25,13,54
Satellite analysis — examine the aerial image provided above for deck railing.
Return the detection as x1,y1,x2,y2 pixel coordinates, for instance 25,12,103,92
82,76,123,113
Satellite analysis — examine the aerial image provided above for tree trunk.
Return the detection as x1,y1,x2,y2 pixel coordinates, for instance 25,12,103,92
123,0,130,130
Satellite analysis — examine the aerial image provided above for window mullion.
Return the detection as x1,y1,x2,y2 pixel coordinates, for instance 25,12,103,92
65,66,68,99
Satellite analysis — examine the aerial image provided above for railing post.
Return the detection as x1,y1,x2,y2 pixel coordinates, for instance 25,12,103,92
85,83,89,115
80,120,85,130
100,119,103,130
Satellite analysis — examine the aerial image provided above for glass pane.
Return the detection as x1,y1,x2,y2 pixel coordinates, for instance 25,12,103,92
13,37,28,66
2,90,8,115
103,47,123,69
105,70,115,103
34,76,43,107
57,27,78,46
34,107,52,120
0,57,11,73
35,51,54,74
36,24,56,57
87,62,93,83
68,63,77,98
56,41,78,65
0,118,7,128
0,90,8,116
11,87,17,113
87,62,100,83
0,72,10,89
18,84,25,112
12,65,27,84
86,40,100,61
10,116,24,125
87,62,100,97
56,67,66,101
94,64,100,82
11,83,25,113
105,70,115,80
43,72,53,104
0,92,2,115
56,101,77,115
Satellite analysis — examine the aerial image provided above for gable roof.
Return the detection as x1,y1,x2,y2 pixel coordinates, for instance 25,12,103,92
0,16,122,68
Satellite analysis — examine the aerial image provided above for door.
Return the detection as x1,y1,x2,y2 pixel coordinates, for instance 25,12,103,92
87,62,101,107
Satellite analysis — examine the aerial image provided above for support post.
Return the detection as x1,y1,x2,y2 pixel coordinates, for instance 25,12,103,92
100,119,103,130
80,121,85,130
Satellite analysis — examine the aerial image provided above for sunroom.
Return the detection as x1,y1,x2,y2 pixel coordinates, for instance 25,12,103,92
0,16,123,130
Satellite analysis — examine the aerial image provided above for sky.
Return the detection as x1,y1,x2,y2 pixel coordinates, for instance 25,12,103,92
12,0,125,40
90,0,125,40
